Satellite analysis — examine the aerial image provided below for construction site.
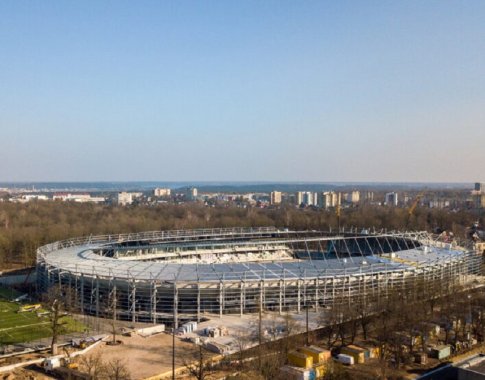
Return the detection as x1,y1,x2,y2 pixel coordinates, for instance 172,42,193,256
0,227,482,379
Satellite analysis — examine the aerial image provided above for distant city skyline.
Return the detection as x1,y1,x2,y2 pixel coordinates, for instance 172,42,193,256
1,1,484,182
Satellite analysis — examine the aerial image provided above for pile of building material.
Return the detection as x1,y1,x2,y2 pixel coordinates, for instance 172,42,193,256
137,324,165,337
202,326,228,338
186,336,201,345
177,321,197,335
71,335,105,349
203,341,230,355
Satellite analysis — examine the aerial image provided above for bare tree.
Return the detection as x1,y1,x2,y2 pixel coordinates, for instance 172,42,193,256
80,353,106,380
43,286,69,354
184,345,214,380
258,352,285,380
355,293,377,341
105,358,131,380
105,286,120,345
281,311,301,357
233,330,252,369
246,311,293,380
471,293,485,342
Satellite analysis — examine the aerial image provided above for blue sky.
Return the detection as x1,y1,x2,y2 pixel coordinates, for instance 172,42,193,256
0,1,484,182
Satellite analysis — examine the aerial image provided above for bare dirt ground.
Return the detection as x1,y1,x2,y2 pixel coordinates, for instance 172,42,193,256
85,333,202,380
2,366,56,380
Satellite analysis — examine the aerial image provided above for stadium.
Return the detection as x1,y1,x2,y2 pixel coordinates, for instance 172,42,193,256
36,227,481,327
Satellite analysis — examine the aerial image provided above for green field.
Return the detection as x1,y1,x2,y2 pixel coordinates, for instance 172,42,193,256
0,286,84,345
0,286,22,300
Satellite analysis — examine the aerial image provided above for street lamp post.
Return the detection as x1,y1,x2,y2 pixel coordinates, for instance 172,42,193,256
304,301,309,346
172,285,176,380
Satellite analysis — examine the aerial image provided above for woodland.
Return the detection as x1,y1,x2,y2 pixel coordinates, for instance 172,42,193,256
0,201,480,268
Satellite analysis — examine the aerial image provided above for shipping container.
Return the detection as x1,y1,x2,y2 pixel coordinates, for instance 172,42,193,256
429,345,451,360
300,346,331,364
371,346,380,359
336,354,354,365
280,365,316,380
340,346,365,364
348,345,367,355
313,363,326,378
359,344,380,359
288,351,314,369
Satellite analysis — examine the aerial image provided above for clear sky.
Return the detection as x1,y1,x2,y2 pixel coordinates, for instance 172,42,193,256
0,1,484,182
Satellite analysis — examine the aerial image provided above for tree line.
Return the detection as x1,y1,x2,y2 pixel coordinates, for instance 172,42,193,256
0,201,480,268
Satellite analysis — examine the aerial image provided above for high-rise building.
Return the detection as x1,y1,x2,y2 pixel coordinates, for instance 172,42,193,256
185,187,198,201
317,192,324,208
296,191,304,206
471,183,484,209
270,191,282,205
385,192,398,206
295,191,316,206
480,195,485,208
345,191,360,204
303,192,314,206
473,193,485,209
361,191,374,203
318,191,339,209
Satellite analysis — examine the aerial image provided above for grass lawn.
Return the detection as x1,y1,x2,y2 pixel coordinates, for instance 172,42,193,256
0,285,23,301
0,286,85,345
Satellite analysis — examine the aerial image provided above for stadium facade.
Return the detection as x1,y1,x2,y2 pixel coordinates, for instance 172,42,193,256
36,227,481,327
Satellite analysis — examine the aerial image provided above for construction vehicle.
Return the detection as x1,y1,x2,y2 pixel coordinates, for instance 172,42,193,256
408,193,423,217
43,355,64,372
44,348,80,371
44,354,85,380
406,192,424,228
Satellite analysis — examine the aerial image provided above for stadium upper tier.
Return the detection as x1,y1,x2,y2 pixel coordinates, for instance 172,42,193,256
37,227,472,283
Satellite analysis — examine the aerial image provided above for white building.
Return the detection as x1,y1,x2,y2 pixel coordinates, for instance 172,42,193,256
318,191,339,209
270,191,282,205
344,191,360,204
12,194,49,203
303,192,314,206
117,192,134,206
53,193,105,203
296,192,304,206
154,188,171,197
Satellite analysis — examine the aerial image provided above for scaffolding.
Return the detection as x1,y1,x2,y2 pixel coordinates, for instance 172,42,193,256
36,228,482,327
